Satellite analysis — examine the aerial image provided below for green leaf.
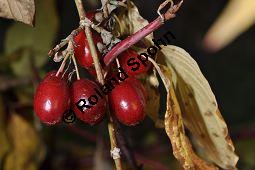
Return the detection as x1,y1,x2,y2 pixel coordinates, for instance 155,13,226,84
4,0,58,77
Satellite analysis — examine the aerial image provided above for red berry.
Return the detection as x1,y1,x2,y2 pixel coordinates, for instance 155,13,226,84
119,49,151,76
128,78,147,100
71,79,106,125
73,31,102,69
43,70,68,81
34,75,70,125
86,11,96,21
109,78,146,126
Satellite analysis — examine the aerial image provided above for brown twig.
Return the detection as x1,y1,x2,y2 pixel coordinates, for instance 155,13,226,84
48,15,120,58
74,0,122,170
56,41,73,76
74,0,104,83
48,27,83,57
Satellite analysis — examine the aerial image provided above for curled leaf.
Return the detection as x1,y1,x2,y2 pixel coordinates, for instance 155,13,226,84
158,45,238,169
161,65,217,170
53,51,65,63
0,0,35,25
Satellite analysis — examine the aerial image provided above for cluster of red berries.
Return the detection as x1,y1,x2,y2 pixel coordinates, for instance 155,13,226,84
34,12,151,126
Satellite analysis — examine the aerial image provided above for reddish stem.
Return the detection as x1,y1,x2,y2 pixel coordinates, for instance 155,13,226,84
103,0,183,66
103,17,162,66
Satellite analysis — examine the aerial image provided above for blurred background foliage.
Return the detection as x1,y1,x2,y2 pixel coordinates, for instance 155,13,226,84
0,0,255,169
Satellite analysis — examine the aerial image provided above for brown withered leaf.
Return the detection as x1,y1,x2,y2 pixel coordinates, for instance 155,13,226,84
144,74,164,128
158,45,238,169
113,1,153,47
0,0,35,26
162,66,217,170
3,113,45,170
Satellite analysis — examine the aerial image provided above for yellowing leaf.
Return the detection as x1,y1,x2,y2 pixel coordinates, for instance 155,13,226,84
4,0,58,77
3,113,45,170
0,0,35,26
162,65,217,170
158,45,238,169
204,0,255,51
144,75,163,128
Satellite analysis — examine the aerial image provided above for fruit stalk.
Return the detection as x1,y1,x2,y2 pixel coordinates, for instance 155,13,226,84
74,0,104,83
71,53,80,80
103,0,183,66
48,27,83,57
74,0,122,169
56,41,73,77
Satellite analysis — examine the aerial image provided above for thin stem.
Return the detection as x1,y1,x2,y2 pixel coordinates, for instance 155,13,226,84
56,42,73,76
56,53,69,77
74,0,122,169
108,122,123,170
71,53,80,80
103,0,183,66
74,0,104,83
48,27,84,57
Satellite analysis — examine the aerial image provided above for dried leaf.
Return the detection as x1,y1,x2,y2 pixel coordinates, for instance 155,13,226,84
4,0,58,77
114,2,153,47
158,45,238,169
144,75,164,128
3,113,45,170
204,0,255,51
0,0,35,26
162,66,217,170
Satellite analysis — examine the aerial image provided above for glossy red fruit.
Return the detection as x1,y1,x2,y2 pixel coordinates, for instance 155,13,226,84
73,31,102,69
127,78,147,100
42,70,63,81
71,79,106,125
109,78,146,126
34,75,70,125
119,49,151,76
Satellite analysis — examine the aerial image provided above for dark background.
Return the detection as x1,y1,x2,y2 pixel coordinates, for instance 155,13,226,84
0,0,255,169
